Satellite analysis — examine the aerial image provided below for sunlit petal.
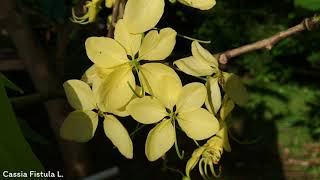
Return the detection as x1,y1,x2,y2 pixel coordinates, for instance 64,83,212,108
155,75,182,110
140,63,181,97
60,110,98,142
191,41,218,69
81,65,114,94
174,56,214,77
140,28,177,61
97,65,135,112
176,82,206,113
205,77,221,114
63,79,96,110
178,0,216,10
127,96,167,124
103,115,133,159
145,119,175,161
138,30,160,59
115,19,142,57
177,108,219,140
123,0,165,33
85,37,129,68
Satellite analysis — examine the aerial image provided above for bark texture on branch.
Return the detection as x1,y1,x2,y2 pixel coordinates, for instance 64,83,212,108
216,15,320,64
0,1,89,178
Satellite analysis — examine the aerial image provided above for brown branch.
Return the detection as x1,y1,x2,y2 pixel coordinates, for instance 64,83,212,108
0,59,24,71
107,0,122,38
216,15,320,64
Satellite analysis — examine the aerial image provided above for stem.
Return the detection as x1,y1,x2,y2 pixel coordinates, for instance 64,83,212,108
177,34,211,44
173,117,184,160
216,15,320,64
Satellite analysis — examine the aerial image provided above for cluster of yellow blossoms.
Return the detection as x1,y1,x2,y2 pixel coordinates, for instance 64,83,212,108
62,0,248,179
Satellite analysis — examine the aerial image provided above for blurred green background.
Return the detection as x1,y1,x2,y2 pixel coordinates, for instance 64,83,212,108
1,0,319,179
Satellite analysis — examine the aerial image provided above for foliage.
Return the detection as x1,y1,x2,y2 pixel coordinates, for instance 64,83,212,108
0,73,44,175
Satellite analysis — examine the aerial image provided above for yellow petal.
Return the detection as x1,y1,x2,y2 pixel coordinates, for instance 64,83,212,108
178,0,216,10
223,73,249,106
220,95,235,121
138,30,160,59
97,65,135,112
140,63,181,97
123,0,165,34
155,75,182,110
85,37,129,68
174,56,214,77
205,77,221,114
103,115,133,159
177,108,219,140
63,80,96,110
191,41,219,69
81,65,114,93
60,110,98,142
176,82,206,113
127,96,167,124
145,119,175,161
139,28,177,61
115,19,142,57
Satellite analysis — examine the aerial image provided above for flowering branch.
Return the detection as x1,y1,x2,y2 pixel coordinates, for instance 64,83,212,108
216,15,320,64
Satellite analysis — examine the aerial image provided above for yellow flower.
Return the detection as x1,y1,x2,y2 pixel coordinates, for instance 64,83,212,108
174,41,222,114
185,123,230,178
126,76,220,161
60,79,133,159
71,0,103,24
85,19,177,114
177,0,216,10
174,41,219,77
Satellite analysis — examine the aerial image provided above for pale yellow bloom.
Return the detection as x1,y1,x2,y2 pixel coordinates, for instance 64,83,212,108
85,19,177,113
71,0,103,24
178,0,216,10
174,41,219,77
185,123,230,178
126,76,220,161
60,79,133,159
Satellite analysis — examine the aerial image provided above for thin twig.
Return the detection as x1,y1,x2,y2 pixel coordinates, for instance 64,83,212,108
107,0,122,38
216,15,320,64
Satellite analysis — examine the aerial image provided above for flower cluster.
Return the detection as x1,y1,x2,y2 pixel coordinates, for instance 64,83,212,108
62,0,248,179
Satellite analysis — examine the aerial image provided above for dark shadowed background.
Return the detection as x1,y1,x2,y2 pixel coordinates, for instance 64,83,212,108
0,0,319,179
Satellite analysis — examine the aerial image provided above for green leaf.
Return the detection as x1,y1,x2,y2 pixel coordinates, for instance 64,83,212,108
294,0,320,11
223,73,249,106
0,76,44,176
0,73,24,93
